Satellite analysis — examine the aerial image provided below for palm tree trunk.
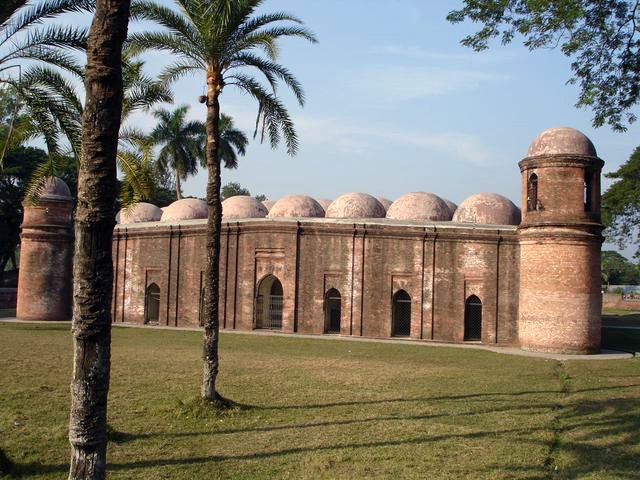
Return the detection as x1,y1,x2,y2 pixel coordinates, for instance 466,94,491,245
174,168,182,200
68,1,129,478
202,74,222,401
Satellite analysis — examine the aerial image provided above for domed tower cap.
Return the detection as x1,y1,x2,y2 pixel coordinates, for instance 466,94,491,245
40,177,72,200
222,195,268,219
326,193,386,219
118,202,163,224
527,127,597,157
161,198,208,222
452,192,521,225
267,195,325,218
386,192,452,221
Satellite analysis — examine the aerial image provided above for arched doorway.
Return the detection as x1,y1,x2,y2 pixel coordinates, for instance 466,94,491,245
255,275,283,330
527,173,538,212
324,288,341,334
392,290,411,337
464,295,482,341
145,283,160,325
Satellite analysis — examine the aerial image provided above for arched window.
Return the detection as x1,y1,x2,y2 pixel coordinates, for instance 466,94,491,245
584,170,593,212
145,283,160,325
324,288,341,334
464,295,482,341
392,290,411,337
255,275,283,330
527,173,538,212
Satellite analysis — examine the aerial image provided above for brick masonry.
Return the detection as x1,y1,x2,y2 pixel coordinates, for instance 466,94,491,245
111,219,521,345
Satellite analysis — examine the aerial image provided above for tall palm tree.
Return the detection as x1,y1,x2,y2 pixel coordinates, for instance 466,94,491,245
129,0,316,402
151,105,204,199
68,0,130,478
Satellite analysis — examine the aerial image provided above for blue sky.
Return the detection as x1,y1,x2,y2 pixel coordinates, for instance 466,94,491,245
30,1,640,257
128,1,640,203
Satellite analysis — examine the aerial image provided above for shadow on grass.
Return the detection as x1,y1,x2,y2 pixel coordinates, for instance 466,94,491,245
106,393,640,476
471,397,640,480
7,383,640,478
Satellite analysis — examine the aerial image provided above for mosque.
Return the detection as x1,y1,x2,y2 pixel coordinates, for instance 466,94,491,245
16,127,605,354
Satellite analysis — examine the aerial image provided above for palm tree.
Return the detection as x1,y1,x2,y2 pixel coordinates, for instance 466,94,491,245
129,0,316,402
151,105,205,199
216,113,248,170
68,1,130,478
0,0,92,165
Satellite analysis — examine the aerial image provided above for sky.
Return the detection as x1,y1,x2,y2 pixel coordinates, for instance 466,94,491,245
19,1,640,257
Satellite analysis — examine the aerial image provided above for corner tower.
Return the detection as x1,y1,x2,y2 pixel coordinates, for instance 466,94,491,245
17,177,74,321
518,127,604,354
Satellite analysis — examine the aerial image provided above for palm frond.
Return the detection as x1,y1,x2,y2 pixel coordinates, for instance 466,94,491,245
229,74,298,155
226,52,305,105
1,0,93,44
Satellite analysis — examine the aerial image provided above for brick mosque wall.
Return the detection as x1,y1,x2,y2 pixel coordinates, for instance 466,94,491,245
111,219,520,345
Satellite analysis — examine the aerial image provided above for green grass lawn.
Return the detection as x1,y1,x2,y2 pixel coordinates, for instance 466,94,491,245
1,323,640,479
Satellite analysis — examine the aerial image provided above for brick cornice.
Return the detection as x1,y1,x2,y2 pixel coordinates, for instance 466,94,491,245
519,154,604,171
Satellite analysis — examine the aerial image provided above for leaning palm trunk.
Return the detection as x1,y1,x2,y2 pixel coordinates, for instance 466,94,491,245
202,74,222,401
68,0,130,478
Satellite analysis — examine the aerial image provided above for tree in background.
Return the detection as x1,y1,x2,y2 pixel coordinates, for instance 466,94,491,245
448,1,640,131
0,146,47,286
602,251,640,286
221,181,250,199
216,113,249,170
151,105,205,200
129,0,316,402
221,181,266,201
602,145,640,259
68,0,130,477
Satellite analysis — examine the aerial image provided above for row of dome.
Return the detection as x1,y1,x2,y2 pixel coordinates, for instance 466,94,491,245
118,191,521,226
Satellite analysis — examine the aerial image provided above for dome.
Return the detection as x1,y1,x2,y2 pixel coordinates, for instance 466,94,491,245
386,192,452,221
161,198,208,222
527,127,596,157
442,198,458,216
326,193,386,218
119,202,162,224
315,198,333,211
267,195,325,218
452,193,521,225
377,197,393,212
262,199,276,212
222,196,268,219
41,177,71,200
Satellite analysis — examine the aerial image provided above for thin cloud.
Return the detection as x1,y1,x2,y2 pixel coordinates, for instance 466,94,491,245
352,65,509,100
295,115,493,165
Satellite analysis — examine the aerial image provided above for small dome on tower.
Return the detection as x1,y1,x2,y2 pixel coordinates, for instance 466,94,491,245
41,177,72,200
442,198,458,216
315,198,333,212
376,197,393,212
326,193,386,218
161,198,208,222
262,199,276,212
527,127,597,157
268,195,325,218
453,193,521,225
386,192,452,221
222,196,268,219
119,202,162,224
